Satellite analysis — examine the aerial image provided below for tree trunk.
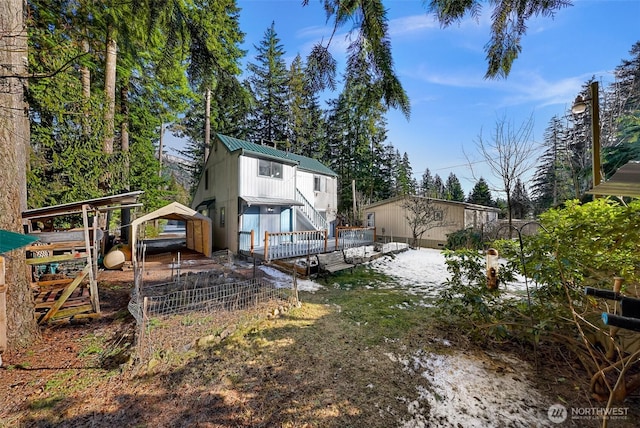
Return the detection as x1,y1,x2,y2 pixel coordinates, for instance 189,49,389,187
81,38,91,137
0,0,40,352
204,87,211,163
103,32,117,154
120,81,131,243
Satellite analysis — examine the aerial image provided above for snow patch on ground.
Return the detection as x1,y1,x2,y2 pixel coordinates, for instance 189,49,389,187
388,349,552,427
367,248,532,302
258,265,323,292
259,244,553,427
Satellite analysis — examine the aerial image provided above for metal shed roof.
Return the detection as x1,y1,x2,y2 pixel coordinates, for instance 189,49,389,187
216,134,337,177
22,191,144,219
587,161,640,198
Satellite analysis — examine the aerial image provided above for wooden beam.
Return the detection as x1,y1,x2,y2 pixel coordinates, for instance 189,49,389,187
84,205,100,313
35,278,74,288
38,265,89,324
25,253,88,265
25,242,85,252
50,304,94,320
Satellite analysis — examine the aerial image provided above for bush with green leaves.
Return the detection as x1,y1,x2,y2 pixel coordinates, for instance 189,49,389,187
438,199,640,400
444,228,484,250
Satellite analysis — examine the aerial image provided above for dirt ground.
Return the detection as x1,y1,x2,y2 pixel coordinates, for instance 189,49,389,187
1,249,639,428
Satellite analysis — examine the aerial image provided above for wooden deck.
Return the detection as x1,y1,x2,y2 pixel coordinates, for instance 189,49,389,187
239,227,375,261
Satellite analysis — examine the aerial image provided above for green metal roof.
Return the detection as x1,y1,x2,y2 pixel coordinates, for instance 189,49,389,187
0,229,39,254
216,134,337,177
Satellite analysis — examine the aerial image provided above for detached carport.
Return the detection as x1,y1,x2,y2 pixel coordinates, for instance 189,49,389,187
130,202,212,264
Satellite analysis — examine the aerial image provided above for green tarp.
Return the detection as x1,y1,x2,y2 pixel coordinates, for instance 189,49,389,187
0,230,39,254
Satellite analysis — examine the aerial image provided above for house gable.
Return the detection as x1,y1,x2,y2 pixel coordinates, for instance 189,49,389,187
216,134,337,177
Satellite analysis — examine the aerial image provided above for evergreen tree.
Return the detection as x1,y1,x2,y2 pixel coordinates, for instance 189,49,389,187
419,169,435,197
376,142,398,201
395,152,415,196
467,178,493,206
531,115,573,212
324,39,390,215
246,22,289,144
444,172,465,201
2,0,39,349
511,178,532,219
432,174,445,199
602,42,640,177
287,54,326,158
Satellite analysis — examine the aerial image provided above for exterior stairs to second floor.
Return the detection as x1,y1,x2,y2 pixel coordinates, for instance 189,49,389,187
295,189,329,232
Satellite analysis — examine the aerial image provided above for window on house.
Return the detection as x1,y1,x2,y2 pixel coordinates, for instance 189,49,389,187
314,176,322,192
258,159,282,178
366,213,375,227
434,210,443,222
220,207,225,227
204,168,209,190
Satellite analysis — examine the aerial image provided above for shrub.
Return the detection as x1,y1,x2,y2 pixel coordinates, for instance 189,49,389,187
445,228,483,250
437,199,640,403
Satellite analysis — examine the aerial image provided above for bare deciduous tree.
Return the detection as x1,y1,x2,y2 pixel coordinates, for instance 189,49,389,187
470,114,539,232
401,196,453,249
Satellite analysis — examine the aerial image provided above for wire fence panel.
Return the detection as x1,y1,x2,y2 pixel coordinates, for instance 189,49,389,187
130,272,294,363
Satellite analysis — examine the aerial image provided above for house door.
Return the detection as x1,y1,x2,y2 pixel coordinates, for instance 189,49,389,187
280,208,292,232
242,206,260,242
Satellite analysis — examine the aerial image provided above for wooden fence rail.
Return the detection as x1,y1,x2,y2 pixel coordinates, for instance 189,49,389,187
238,227,375,261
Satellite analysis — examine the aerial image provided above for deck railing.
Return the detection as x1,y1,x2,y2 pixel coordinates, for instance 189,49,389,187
335,226,376,250
264,230,327,261
238,227,375,261
238,230,255,254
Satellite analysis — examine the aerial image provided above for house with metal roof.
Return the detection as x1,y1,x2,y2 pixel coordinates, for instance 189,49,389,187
191,134,338,254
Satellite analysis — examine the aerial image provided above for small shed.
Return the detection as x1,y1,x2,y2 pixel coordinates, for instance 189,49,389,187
22,191,144,323
130,202,212,263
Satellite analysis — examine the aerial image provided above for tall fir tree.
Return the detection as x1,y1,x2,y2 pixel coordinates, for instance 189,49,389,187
511,178,532,219
287,54,326,158
531,115,573,213
246,22,289,145
420,169,435,197
602,41,640,177
467,178,493,206
444,172,465,201
432,174,445,199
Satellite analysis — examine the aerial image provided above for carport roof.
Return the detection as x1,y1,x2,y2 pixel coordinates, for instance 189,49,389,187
23,191,143,219
587,161,640,198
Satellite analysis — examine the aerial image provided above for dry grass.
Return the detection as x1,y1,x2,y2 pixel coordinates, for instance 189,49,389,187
3,266,639,427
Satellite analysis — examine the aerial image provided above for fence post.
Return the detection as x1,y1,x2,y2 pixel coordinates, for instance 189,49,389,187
324,229,328,253
138,296,149,361
250,230,255,255
264,231,270,260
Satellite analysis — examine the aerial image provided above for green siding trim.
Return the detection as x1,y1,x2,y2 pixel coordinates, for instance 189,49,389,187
216,134,337,177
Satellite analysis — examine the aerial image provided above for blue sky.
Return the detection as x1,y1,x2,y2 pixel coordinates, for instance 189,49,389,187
170,0,640,195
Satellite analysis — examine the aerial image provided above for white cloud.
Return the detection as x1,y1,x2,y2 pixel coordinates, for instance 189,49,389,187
388,14,439,37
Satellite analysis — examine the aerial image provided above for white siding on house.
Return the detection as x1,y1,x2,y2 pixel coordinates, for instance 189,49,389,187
296,170,338,224
239,156,297,200
192,135,341,254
